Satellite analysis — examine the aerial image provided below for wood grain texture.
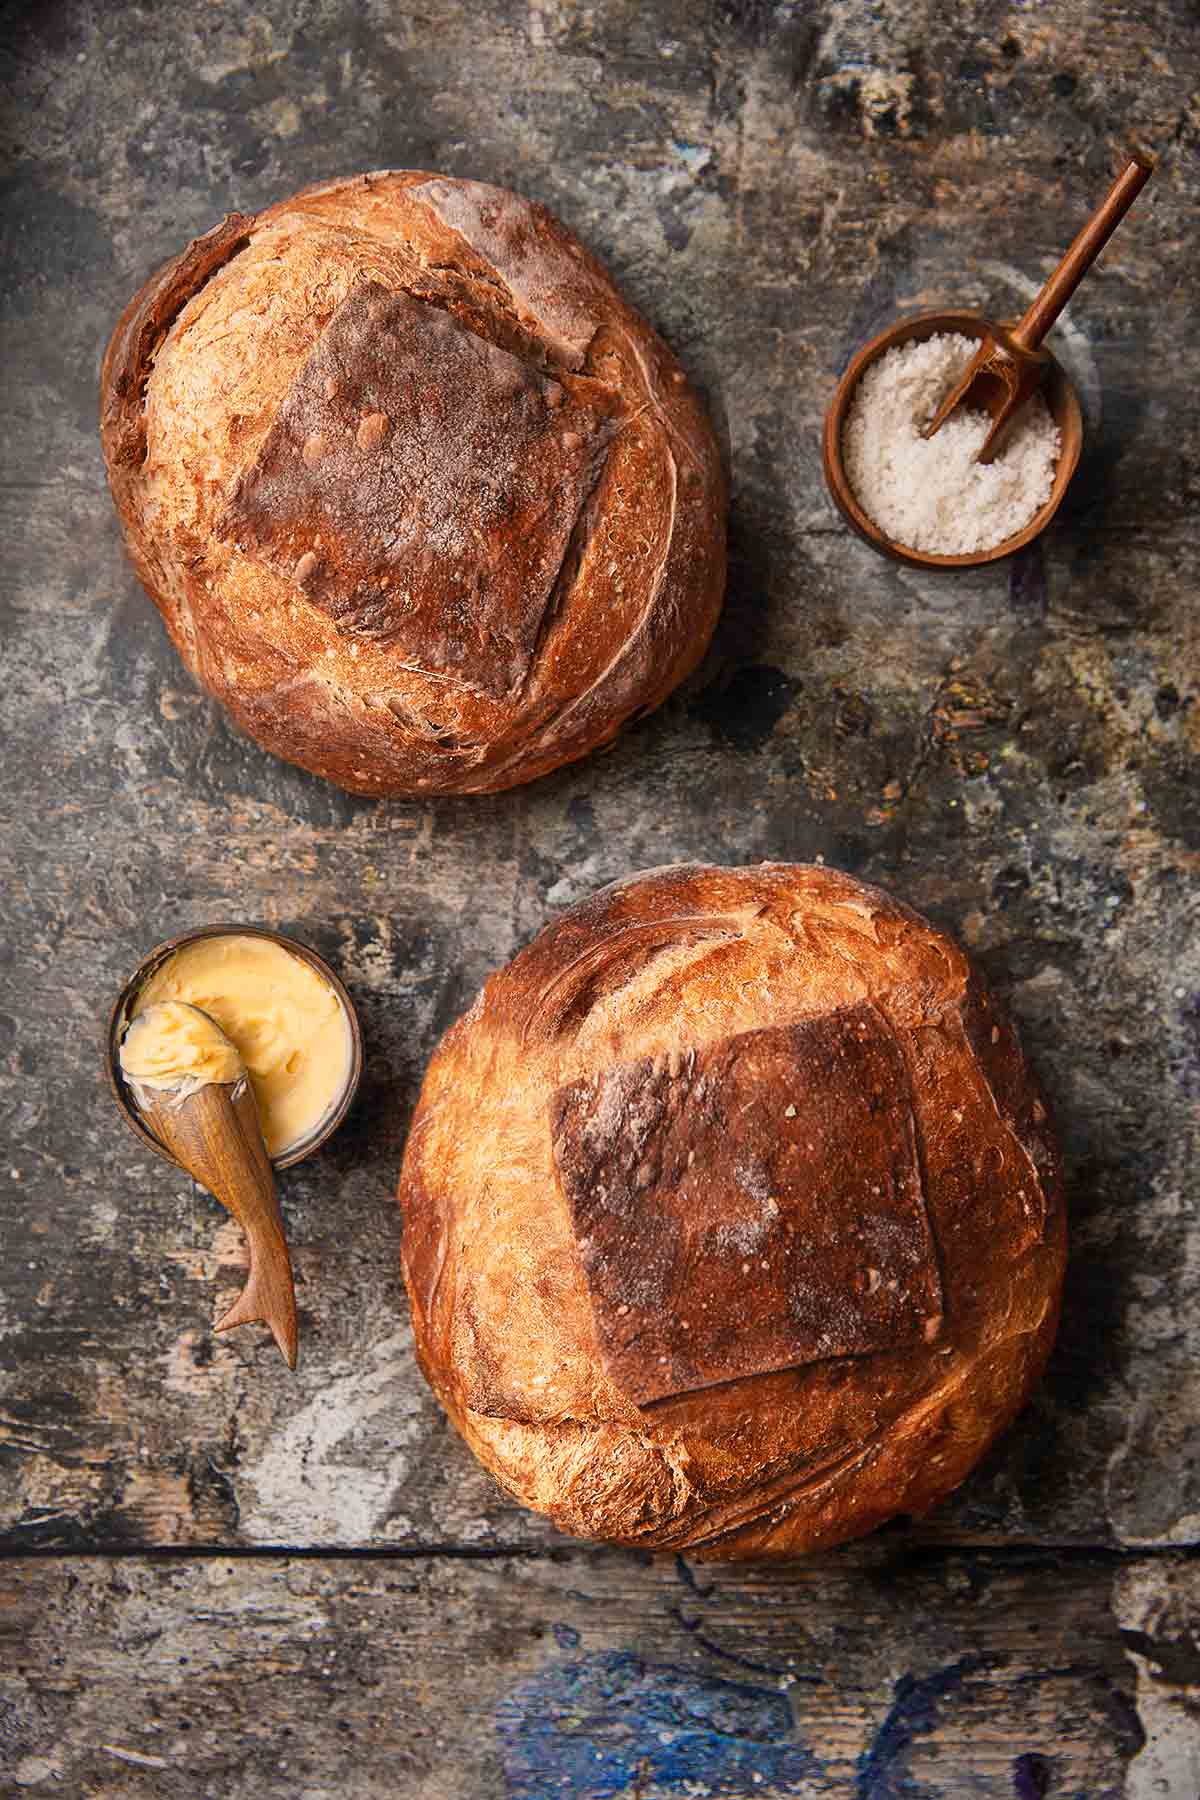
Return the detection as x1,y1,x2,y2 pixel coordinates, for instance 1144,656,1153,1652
3,1,1199,1789
3,1545,1194,1798
135,1079,299,1370
0,0,1198,1576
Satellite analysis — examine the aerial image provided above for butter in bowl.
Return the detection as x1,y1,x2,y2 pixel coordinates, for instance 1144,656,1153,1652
108,926,362,1365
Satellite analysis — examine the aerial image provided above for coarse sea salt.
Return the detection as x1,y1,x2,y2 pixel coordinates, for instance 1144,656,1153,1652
842,332,1061,555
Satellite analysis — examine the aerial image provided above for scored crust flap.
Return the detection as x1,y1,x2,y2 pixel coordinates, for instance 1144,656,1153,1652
219,280,622,697
101,212,254,473
551,1005,944,1407
409,176,603,371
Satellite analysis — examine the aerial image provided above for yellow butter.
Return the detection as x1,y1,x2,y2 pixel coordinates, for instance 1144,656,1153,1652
131,935,353,1156
121,1001,244,1092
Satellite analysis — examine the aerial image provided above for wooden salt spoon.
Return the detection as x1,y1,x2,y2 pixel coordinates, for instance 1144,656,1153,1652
923,151,1154,462
126,1006,299,1368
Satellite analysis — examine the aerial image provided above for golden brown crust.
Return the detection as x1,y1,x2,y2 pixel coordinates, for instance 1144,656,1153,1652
99,172,726,796
398,863,1066,1558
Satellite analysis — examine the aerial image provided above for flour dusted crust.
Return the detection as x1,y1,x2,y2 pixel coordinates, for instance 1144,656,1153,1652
399,863,1066,1558
100,173,726,795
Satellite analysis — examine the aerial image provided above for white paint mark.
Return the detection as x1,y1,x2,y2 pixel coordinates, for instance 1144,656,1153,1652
338,914,394,991
14,1756,63,1787
238,1329,421,1542
981,260,1102,429
103,1746,170,1769
1115,1560,1200,1800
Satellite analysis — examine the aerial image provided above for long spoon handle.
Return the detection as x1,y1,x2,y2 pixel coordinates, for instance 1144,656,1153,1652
137,1079,298,1367
1010,151,1154,352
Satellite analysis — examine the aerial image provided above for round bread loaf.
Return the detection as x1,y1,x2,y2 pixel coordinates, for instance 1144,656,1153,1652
100,173,725,796
399,863,1065,1558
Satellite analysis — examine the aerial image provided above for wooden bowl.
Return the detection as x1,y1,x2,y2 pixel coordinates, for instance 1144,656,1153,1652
107,925,363,1171
822,309,1083,570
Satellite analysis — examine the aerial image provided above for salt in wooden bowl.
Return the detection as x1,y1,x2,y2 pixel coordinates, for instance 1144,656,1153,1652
823,309,1083,571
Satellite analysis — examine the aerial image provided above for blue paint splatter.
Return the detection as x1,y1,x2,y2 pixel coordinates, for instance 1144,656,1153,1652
856,1657,989,1799
1012,1751,1053,1799
552,1623,582,1650
673,142,713,176
673,1554,715,1600
497,1649,818,1798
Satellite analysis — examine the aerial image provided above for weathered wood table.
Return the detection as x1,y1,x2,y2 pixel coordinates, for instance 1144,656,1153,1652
2,1,1198,1793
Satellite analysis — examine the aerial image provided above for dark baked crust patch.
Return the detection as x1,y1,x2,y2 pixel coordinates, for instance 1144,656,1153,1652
220,279,617,697
551,1006,943,1405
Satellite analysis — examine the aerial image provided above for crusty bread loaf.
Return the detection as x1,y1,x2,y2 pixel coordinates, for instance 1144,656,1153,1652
100,173,725,795
399,863,1065,1558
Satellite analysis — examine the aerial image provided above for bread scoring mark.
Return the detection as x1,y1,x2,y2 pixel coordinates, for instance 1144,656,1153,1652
552,432,677,725
520,460,609,692
954,973,1055,1250
218,280,621,700
651,1433,890,1553
604,317,706,473
519,915,736,1048
375,690,477,753
400,1159,452,1327
551,1006,944,1407
411,178,601,370
483,425,679,780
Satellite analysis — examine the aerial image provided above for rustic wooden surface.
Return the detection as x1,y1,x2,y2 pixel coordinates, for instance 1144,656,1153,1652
2,0,1199,1792
3,1547,1198,1799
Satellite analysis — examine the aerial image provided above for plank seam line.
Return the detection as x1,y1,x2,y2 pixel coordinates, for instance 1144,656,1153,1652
2,1542,1197,1566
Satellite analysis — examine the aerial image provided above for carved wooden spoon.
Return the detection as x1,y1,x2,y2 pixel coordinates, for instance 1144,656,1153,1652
923,151,1154,462
125,1006,299,1368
